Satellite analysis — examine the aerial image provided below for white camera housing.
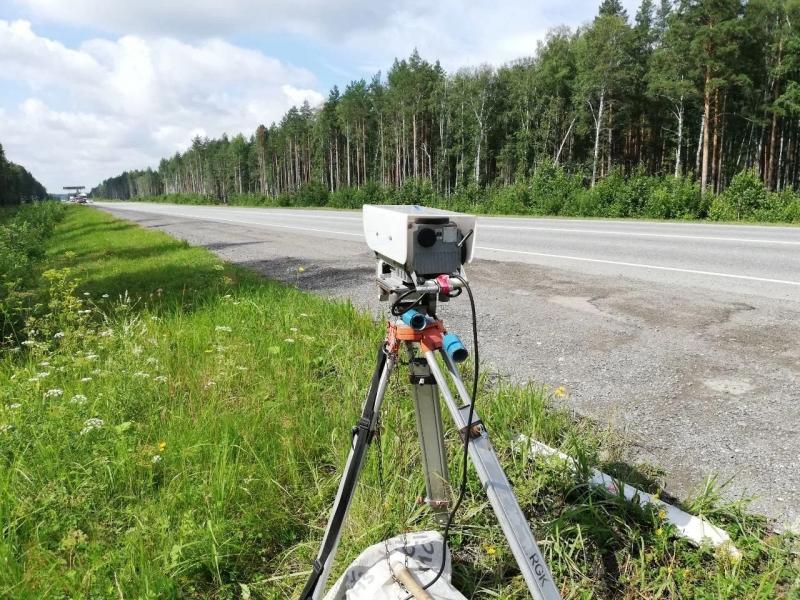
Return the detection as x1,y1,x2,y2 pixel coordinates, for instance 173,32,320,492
363,205,476,279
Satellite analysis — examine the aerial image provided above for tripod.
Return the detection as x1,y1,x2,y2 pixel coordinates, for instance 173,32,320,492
300,277,562,600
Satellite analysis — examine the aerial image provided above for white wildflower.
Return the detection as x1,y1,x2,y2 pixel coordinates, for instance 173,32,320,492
7,403,21,410
80,377,93,383
99,329,113,337
0,424,13,434
36,371,50,379
80,418,104,435
284,338,295,343
70,394,87,405
85,353,98,361
102,294,109,299
53,332,65,339
151,454,162,464
44,388,63,398
83,292,90,296
145,357,158,365
215,326,232,333
154,375,167,383
21,340,36,346
132,345,143,356
290,327,298,332
78,309,92,315
299,313,309,317
39,361,50,367
133,371,150,378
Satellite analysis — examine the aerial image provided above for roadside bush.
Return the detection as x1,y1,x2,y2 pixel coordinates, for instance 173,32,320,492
709,169,766,221
528,163,584,215
486,182,528,214
291,181,329,207
0,201,65,340
644,176,705,219
114,168,800,224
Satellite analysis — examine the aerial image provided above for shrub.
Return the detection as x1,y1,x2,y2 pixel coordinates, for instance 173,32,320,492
644,176,704,219
528,164,585,215
292,181,329,207
709,170,767,221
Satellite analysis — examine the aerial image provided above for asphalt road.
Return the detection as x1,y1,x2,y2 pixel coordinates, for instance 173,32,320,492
94,202,800,529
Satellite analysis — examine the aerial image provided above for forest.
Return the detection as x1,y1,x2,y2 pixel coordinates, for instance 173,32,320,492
92,0,800,222
0,142,47,206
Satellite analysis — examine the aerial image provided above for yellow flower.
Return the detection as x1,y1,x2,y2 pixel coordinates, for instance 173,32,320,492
297,266,305,273
553,386,566,398
658,509,667,521
158,441,167,452
482,543,497,556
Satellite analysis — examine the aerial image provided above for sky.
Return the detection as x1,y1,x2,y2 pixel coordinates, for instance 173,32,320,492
0,0,641,192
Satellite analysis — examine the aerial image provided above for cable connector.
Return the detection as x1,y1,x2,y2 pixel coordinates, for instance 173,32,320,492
435,274,452,294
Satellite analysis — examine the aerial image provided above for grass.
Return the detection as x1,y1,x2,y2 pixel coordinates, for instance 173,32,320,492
0,206,797,598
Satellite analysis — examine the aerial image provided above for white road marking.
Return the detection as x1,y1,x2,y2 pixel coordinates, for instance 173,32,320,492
479,224,800,246
476,245,800,287
98,205,800,288
186,214,363,237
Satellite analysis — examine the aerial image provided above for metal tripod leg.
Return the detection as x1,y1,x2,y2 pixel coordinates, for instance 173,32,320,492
408,354,450,525
423,349,562,600
300,345,397,600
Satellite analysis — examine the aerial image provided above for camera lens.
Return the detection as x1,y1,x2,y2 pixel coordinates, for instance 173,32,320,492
417,227,436,248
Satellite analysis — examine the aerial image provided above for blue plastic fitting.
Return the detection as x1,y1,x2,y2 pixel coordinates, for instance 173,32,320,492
443,332,468,363
401,309,428,331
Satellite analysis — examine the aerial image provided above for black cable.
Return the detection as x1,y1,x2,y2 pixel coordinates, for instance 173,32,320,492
402,274,478,598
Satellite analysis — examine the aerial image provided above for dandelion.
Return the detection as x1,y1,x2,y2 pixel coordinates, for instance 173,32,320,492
80,418,104,435
297,266,305,273
53,332,65,339
151,454,162,464
658,509,668,521
553,386,567,398
482,543,497,556
44,388,64,398
158,441,167,452
80,377,93,383
7,403,21,410
70,394,87,405
215,326,232,333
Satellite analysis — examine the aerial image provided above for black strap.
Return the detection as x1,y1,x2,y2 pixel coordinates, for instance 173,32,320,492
299,344,388,599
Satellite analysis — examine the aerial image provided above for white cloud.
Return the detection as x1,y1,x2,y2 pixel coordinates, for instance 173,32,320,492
0,19,324,190
16,0,643,69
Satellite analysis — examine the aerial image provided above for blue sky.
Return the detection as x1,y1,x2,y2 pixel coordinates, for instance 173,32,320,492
0,0,642,191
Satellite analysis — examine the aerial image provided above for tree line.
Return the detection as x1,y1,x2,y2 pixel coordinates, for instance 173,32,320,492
0,143,47,206
92,0,800,220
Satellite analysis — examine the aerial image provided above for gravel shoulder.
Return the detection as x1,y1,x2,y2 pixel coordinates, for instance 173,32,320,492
97,206,800,530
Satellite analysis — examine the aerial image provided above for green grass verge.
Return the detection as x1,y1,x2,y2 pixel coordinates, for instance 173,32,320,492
1,206,797,598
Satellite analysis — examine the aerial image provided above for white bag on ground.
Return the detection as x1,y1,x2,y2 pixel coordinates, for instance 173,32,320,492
323,531,466,600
